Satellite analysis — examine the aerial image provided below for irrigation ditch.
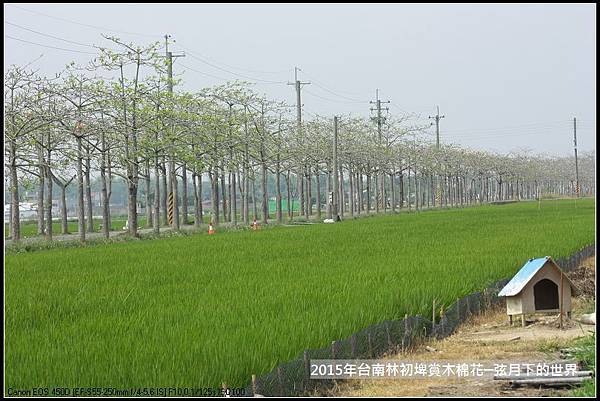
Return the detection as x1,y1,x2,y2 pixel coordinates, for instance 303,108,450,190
235,244,596,397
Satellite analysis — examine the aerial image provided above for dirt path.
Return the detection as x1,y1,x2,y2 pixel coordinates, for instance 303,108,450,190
4,218,311,246
4,225,189,245
325,257,596,397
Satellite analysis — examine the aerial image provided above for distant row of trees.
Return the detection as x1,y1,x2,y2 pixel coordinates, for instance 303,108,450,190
5,36,595,243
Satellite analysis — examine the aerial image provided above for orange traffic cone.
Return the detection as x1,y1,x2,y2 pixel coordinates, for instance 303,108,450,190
252,218,259,231
208,221,215,235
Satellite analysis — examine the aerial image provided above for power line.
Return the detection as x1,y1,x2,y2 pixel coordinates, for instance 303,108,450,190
303,108,319,119
173,43,291,76
4,22,283,86
309,80,368,102
388,102,429,116
442,120,572,134
304,88,366,104
178,63,231,82
6,34,97,55
377,89,434,117
447,125,575,137
300,70,366,99
178,46,287,84
7,4,157,38
442,124,573,137
179,63,287,86
448,130,573,140
6,21,98,48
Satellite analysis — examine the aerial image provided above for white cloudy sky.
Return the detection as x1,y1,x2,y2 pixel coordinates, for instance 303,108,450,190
4,3,596,155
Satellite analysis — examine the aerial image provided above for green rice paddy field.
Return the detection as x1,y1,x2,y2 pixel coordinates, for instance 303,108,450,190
5,199,595,393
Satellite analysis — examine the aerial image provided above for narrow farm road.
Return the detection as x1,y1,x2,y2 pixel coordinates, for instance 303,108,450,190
3,218,313,245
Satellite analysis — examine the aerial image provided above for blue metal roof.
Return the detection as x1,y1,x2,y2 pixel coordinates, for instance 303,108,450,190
498,257,551,297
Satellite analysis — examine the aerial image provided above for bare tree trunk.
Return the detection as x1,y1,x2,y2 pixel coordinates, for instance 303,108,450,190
408,168,412,211
356,171,363,215
76,136,86,242
366,173,371,214
107,148,113,231
192,172,200,228
182,162,189,225
349,167,355,217
198,173,204,224
127,183,138,237
9,140,21,242
100,145,110,239
375,170,380,214
261,160,268,225
239,173,245,222
127,142,139,237
85,146,93,233
243,143,250,225
326,168,332,219
60,183,68,234
171,161,180,231
297,167,304,218
276,160,282,224
45,147,53,241
161,157,168,226
399,172,404,209
210,168,219,225
153,155,160,234
232,168,238,226
145,159,153,228
414,168,419,211
219,171,226,223
227,172,232,222
315,167,321,221
252,177,258,220
460,176,464,206
382,173,387,213
37,138,45,235
339,166,344,217
306,166,311,220
37,177,45,235
391,172,396,212
286,170,292,220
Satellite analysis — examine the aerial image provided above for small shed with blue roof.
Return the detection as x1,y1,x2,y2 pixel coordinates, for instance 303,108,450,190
498,256,578,326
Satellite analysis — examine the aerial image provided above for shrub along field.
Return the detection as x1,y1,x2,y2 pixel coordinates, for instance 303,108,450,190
5,199,595,392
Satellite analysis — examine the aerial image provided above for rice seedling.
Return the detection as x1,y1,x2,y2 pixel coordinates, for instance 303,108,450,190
5,199,595,392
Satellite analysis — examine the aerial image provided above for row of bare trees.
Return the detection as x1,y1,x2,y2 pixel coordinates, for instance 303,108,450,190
5,37,596,243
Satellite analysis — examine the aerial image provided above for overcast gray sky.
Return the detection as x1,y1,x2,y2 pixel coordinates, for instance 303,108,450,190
4,3,596,155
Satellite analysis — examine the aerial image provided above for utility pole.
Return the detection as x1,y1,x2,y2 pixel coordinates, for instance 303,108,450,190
370,89,389,212
333,116,340,221
429,106,445,207
164,34,185,230
287,67,310,218
429,106,445,150
573,117,580,197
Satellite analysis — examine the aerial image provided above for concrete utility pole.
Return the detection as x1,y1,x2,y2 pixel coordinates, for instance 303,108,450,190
165,34,185,230
287,67,310,217
370,89,390,212
429,106,445,149
333,116,340,221
429,106,445,207
573,117,580,197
